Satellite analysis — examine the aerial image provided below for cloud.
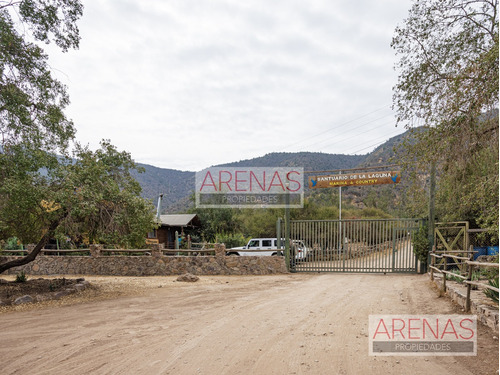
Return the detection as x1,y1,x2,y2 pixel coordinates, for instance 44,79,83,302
42,0,413,171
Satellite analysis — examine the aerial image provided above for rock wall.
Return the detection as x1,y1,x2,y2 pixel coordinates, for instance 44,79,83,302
0,255,288,276
430,274,499,332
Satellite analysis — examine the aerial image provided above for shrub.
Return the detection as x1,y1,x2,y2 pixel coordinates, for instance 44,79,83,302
5,237,21,250
216,233,248,249
412,223,429,263
479,255,499,280
484,277,499,303
448,269,479,289
15,271,27,283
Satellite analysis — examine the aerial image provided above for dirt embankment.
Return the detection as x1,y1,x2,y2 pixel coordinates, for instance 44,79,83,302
0,274,498,375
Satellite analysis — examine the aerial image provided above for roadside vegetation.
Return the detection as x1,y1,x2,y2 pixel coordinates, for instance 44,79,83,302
0,1,157,274
1,0,498,272
193,0,499,250
392,0,498,242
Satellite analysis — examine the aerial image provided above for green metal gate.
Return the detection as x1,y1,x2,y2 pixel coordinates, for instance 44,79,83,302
289,219,421,273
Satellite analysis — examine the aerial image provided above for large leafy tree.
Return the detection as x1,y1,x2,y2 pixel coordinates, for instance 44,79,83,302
0,1,156,273
392,0,499,233
1,0,81,152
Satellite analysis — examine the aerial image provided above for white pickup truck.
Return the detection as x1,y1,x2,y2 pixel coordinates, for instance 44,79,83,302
227,238,308,260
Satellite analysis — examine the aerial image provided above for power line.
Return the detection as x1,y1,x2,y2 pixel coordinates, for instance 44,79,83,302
279,104,391,151
305,118,398,151
297,113,396,150
349,131,405,154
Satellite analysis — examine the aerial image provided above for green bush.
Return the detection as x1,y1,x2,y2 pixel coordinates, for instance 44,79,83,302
5,237,21,250
15,271,27,283
480,266,499,280
479,255,499,280
448,269,464,283
448,269,479,289
412,224,429,263
215,233,248,249
484,277,499,303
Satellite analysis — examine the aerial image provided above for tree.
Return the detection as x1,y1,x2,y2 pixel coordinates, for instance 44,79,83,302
191,206,239,242
0,1,157,273
1,1,83,153
392,0,499,233
0,141,158,273
392,0,498,128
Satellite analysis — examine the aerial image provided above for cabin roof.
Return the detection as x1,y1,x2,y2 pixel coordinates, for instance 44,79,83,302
159,214,199,227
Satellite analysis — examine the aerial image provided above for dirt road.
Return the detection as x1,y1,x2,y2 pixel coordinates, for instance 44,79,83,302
0,274,498,374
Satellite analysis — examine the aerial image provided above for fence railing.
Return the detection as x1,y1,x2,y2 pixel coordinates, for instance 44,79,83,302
0,246,218,256
0,243,276,257
429,248,499,311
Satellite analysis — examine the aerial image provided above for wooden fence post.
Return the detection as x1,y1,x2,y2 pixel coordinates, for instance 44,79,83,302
150,243,162,257
442,255,447,293
466,262,473,312
430,252,435,281
214,243,226,259
27,244,36,255
89,244,102,257
465,245,474,312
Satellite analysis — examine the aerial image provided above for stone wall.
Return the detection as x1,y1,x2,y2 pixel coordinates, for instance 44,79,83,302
0,254,288,276
430,274,498,332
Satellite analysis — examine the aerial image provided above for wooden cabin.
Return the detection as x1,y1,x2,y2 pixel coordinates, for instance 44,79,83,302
148,214,201,249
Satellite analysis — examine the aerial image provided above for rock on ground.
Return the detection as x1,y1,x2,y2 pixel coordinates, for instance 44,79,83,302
176,273,200,282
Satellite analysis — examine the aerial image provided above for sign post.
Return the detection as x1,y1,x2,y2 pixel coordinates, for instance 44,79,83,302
309,169,402,253
339,170,342,251
285,182,290,271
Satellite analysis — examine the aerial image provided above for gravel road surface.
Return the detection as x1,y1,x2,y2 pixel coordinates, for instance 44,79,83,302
0,274,497,374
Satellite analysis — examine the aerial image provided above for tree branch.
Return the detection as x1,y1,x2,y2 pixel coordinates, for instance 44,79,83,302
0,1,22,10
0,211,67,274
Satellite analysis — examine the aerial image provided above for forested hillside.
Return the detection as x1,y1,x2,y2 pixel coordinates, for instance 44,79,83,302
220,152,366,171
132,131,415,213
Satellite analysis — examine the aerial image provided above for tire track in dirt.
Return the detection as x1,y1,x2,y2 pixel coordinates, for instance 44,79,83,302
0,274,497,375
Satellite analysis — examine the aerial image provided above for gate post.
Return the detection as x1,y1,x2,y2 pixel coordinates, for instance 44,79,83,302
285,185,291,271
276,218,282,254
392,226,396,273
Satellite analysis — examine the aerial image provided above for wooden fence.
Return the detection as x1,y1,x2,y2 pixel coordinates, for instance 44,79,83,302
1,244,217,257
429,248,499,311
0,243,283,257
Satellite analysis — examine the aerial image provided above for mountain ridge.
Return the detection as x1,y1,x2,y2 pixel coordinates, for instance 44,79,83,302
133,130,413,213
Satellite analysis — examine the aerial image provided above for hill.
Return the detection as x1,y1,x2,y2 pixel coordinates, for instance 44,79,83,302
130,165,194,213
358,127,427,168
217,152,366,171
132,130,415,213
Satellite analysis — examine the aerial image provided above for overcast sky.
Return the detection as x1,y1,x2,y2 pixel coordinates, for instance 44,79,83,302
44,0,413,172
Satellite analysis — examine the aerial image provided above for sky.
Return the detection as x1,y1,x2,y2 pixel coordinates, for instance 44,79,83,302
43,0,414,172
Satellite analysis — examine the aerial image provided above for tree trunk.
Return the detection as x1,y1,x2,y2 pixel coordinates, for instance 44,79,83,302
0,217,62,274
